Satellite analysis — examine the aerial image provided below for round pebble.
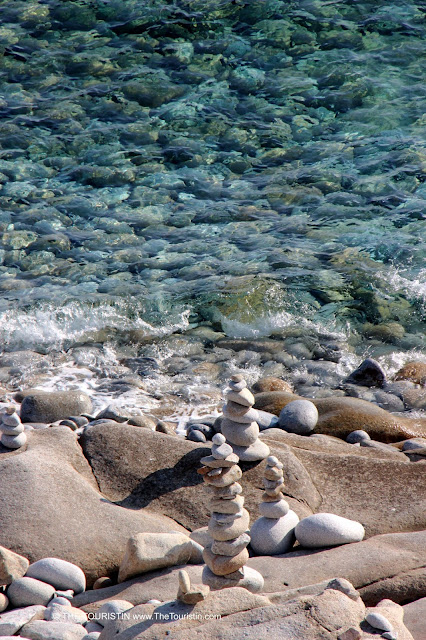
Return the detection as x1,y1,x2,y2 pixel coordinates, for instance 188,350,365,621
365,611,393,632
278,400,318,435
346,430,371,444
187,429,207,442
259,499,289,518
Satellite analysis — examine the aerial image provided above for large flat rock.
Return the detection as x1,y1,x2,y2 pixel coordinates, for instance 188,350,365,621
247,530,426,605
0,428,188,586
80,423,426,538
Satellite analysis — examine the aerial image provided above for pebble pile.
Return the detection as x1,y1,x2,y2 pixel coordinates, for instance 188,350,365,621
250,456,299,555
199,433,264,592
221,374,270,461
0,406,26,450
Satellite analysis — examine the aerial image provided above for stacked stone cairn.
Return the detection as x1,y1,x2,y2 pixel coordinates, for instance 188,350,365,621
250,456,300,555
221,374,270,461
0,406,27,449
199,433,264,593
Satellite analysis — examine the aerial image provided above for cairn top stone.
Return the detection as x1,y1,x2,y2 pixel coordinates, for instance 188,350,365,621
212,434,226,445
231,374,244,383
267,456,279,466
5,406,17,415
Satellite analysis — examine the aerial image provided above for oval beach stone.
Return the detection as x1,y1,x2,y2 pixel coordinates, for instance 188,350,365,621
26,558,86,594
295,513,365,548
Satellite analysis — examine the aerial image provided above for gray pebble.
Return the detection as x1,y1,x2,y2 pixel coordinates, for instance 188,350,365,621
278,400,318,436
346,430,371,444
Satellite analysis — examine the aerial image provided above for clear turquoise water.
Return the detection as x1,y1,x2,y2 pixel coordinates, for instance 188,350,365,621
0,0,425,354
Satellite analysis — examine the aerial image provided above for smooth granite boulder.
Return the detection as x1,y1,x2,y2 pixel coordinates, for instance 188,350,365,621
98,581,365,640
0,605,45,636
20,391,92,424
0,428,188,586
20,620,87,640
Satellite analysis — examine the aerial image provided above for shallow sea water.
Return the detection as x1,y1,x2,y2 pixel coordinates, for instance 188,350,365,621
0,0,424,413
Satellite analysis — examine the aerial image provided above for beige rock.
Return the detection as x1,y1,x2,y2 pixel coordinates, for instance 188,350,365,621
221,419,259,445
20,619,87,640
209,495,244,515
203,465,242,487
203,546,249,576
177,570,209,605
200,454,239,468
208,509,250,542
118,532,202,583
226,388,255,407
0,428,189,587
0,545,29,585
211,534,250,557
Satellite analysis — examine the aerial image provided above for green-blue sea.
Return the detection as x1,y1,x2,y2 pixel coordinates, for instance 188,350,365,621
0,0,425,412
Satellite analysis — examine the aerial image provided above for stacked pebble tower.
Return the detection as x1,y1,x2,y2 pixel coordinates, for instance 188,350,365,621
221,374,270,461
0,405,27,449
199,433,264,593
250,455,300,555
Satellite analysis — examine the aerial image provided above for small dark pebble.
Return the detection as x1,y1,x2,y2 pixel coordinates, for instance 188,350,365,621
68,415,89,427
187,429,207,442
187,423,214,439
59,420,78,430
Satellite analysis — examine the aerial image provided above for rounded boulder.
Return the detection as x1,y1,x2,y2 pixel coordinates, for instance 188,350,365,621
295,513,365,549
26,557,86,594
278,400,318,436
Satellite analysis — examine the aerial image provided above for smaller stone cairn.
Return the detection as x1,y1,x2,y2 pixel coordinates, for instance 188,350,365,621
177,569,209,604
221,374,270,461
0,406,27,449
250,456,299,555
199,433,264,592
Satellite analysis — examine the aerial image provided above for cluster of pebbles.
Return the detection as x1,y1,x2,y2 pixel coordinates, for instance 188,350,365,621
198,433,263,593
222,374,270,461
0,406,26,450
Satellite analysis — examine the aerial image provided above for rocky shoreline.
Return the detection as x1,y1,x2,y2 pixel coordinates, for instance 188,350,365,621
0,344,425,639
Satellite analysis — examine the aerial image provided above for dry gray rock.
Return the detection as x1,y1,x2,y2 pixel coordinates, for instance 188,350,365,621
250,510,299,556
0,604,45,636
295,513,365,548
278,400,318,435
20,620,87,640
7,577,56,607
26,558,86,594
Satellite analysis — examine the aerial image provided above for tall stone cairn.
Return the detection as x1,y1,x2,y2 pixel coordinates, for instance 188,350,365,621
250,455,299,555
0,406,27,449
199,433,264,593
221,374,270,462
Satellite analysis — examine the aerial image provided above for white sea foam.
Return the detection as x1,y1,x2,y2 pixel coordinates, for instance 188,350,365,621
0,300,191,352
